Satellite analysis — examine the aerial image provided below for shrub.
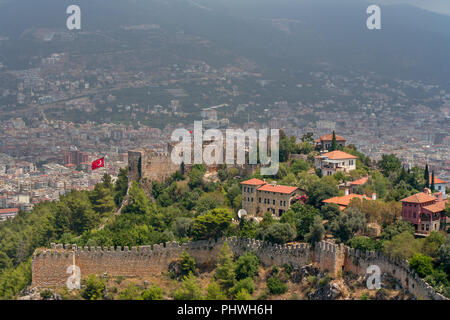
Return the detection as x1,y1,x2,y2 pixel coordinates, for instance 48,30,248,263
232,278,255,297
409,253,434,278
142,285,164,300
173,274,204,300
118,283,143,300
40,289,53,300
266,277,287,295
235,252,260,280
234,288,252,300
82,275,106,300
206,281,227,300
263,223,296,244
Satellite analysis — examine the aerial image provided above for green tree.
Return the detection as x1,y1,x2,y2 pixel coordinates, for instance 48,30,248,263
192,208,234,240
114,168,129,206
214,242,236,294
421,231,446,258
142,285,164,300
173,273,204,300
383,232,422,260
263,223,296,244
348,236,378,252
89,184,115,214
305,216,325,246
379,154,402,177
424,164,430,189
439,235,450,273
235,252,260,280
118,283,143,300
179,251,197,277
330,131,337,151
232,278,255,297
234,288,252,300
381,220,415,240
409,253,434,278
330,208,367,243
266,276,287,295
431,170,435,191
82,275,106,300
308,179,339,207
206,281,227,300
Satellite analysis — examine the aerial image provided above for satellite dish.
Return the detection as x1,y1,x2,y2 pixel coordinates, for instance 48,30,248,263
237,209,247,219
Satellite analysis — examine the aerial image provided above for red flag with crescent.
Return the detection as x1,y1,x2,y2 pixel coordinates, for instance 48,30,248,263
91,157,105,170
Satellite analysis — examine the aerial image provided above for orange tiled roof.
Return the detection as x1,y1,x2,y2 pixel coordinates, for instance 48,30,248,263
350,177,368,186
257,184,298,194
400,192,437,204
0,208,19,214
429,175,447,184
320,134,346,141
423,200,447,213
241,178,266,186
319,150,357,160
323,194,370,210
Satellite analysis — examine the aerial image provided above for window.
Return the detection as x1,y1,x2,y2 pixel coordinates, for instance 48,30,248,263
284,201,286,206
280,200,282,206
259,198,261,203
273,200,275,205
349,160,354,165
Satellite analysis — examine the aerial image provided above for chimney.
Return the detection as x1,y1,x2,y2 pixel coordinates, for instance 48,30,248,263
436,192,443,202
372,193,376,201
362,195,367,200
424,188,431,194
271,181,277,187
345,188,349,196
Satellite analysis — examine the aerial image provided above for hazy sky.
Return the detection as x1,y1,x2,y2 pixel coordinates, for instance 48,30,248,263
377,0,450,15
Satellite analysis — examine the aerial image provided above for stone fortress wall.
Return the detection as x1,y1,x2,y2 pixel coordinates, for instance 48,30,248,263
31,238,447,300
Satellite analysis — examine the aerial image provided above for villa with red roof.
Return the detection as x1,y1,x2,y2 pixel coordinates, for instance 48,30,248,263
315,133,346,151
400,188,447,236
241,179,304,217
323,190,376,211
315,150,357,176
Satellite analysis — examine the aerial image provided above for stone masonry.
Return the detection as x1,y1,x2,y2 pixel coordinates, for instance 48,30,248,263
32,238,447,300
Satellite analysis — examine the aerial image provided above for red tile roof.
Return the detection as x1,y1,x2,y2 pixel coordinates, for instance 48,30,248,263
400,192,437,204
350,177,368,186
423,200,447,213
319,151,357,160
429,175,447,184
257,184,298,194
241,178,266,186
323,194,371,210
0,208,19,214
320,134,346,141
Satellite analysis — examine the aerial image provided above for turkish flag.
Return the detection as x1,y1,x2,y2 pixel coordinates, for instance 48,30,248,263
91,157,105,170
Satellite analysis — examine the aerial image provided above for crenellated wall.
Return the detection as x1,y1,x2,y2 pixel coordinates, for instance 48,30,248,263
31,238,447,300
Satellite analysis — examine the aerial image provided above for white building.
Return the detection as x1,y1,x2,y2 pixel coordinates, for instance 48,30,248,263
315,151,357,176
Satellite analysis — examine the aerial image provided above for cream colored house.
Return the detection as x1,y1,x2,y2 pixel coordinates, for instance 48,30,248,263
315,150,357,176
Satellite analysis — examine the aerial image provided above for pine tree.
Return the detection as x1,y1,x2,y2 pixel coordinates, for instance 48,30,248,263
214,241,236,295
330,131,337,151
431,171,435,191
424,164,430,189
181,161,185,176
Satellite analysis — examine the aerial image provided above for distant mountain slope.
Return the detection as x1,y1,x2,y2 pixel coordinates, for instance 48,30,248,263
0,0,449,86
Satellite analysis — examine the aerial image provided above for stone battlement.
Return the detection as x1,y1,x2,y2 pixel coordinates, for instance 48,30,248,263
32,238,447,300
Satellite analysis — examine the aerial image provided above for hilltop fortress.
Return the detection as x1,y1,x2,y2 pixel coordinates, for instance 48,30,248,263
128,142,257,183
31,238,446,300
